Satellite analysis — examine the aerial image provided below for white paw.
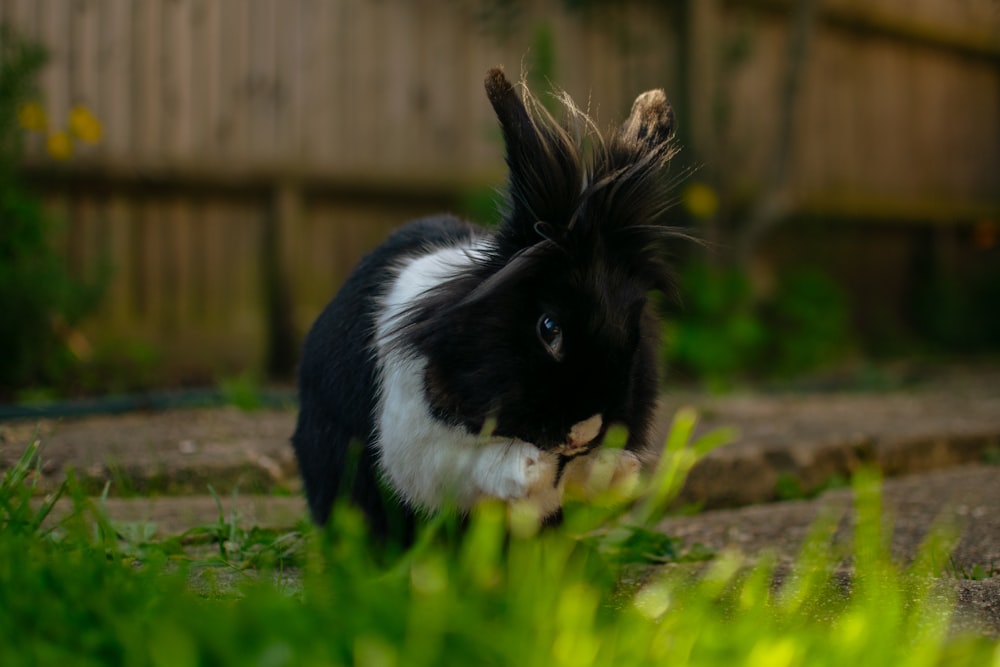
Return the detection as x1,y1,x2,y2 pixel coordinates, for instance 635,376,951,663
473,441,557,502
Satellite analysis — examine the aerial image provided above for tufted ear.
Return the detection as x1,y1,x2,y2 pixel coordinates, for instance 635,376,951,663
617,88,675,150
484,68,583,249
484,68,537,157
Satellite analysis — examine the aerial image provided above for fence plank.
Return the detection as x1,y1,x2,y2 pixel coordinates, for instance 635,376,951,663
131,0,162,158
2,0,998,384
161,0,195,158
98,0,131,158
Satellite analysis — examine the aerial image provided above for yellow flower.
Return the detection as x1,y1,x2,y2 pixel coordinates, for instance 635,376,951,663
68,105,103,143
46,131,74,160
17,101,48,132
682,181,720,219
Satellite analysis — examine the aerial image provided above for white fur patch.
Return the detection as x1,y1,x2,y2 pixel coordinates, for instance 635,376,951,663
372,241,562,513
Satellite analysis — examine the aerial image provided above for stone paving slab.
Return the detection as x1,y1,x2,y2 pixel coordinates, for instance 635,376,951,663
2,375,999,507
658,463,1000,637
657,387,1000,508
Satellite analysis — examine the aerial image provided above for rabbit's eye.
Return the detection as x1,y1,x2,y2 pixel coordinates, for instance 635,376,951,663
537,314,564,361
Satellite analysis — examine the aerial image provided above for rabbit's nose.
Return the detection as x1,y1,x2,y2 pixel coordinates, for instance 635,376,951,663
567,414,603,449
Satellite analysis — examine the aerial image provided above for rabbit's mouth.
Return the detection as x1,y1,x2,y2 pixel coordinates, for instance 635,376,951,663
551,413,603,457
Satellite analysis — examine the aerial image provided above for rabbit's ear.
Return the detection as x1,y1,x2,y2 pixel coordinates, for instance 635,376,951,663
484,68,537,157
485,68,582,246
617,89,675,150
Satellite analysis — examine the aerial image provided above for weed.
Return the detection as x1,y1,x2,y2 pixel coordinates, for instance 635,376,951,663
219,372,265,412
983,446,1000,466
944,556,1000,582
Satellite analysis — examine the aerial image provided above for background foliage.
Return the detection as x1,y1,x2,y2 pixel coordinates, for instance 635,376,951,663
0,26,104,399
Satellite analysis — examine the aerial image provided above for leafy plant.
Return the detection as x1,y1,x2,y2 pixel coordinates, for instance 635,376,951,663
663,262,852,387
0,25,105,397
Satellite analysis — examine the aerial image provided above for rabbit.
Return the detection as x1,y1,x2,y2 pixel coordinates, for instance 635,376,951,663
292,67,681,541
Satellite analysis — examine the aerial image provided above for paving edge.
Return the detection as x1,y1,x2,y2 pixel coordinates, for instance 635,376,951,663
678,430,1000,509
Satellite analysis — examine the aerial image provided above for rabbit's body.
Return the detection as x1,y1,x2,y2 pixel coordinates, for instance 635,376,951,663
293,69,681,537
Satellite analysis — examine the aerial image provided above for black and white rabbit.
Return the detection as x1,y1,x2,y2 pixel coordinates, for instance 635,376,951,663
292,68,681,538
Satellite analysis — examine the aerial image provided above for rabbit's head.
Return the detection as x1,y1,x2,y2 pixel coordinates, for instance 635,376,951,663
395,68,682,455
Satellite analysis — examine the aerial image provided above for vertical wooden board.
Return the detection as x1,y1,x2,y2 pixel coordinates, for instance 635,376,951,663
233,206,266,356
205,201,231,327
217,0,250,159
451,1,476,169
97,0,132,159
889,45,917,197
859,40,909,196
70,0,102,160
159,198,184,334
225,203,255,341
616,3,663,109
127,199,146,324
75,194,103,287
63,196,84,279
102,194,133,330
317,0,348,168
808,31,859,194
684,0,724,170
852,35,884,194
188,200,208,324
162,0,196,159
290,210,317,341
131,0,162,159
196,201,218,328
587,6,615,112
36,0,71,131
960,60,1000,196
908,48,950,196
380,0,418,169
139,200,164,333
420,1,465,170
248,0,279,161
967,63,1000,195
3,0,38,45
297,0,330,163
167,197,194,331
791,29,829,195
190,0,221,157
930,54,998,197
275,0,303,159
724,16,785,190
298,203,333,325
328,0,365,172
341,0,377,169
68,0,97,103
465,15,508,171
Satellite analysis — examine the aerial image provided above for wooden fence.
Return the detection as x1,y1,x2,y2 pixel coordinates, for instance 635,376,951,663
1,0,998,383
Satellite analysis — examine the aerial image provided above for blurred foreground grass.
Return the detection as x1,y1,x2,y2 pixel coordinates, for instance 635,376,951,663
1,412,997,666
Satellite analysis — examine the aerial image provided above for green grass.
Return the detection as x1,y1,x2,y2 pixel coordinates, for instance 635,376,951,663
1,412,997,666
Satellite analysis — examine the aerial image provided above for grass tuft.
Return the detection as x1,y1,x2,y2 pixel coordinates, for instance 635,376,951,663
0,412,997,665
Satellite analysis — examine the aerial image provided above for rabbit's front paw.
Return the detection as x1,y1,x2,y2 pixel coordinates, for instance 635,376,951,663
564,449,642,499
473,441,558,502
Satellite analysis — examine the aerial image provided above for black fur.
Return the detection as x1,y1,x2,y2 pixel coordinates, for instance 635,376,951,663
292,68,683,538
293,217,478,535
